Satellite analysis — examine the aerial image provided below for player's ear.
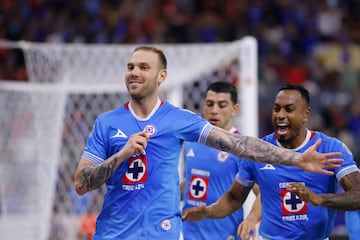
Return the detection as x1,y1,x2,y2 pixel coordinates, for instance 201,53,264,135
303,107,311,123
158,69,167,85
232,103,240,117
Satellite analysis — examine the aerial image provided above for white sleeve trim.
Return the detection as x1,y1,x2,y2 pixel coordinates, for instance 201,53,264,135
235,173,255,188
82,151,104,164
198,123,214,144
336,165,360,181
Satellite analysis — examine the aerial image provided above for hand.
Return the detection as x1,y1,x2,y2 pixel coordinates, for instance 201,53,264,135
120,131,149,158
297,138,343,175
286,183,323,206
182,205,208,222
237,219,257,240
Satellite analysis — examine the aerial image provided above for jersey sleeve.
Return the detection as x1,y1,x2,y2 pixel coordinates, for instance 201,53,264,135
171,108,213,143
332,138,359,180
82,114,108,164
235,160,256,188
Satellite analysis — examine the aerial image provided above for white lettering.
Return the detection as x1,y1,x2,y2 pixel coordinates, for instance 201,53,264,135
191,168,210,177
279,181,305,188
122,184,145,191
282,214,308,222
187,199,206,206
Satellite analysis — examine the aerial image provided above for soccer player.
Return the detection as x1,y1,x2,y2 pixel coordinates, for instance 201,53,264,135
180,81,260,240
182,84,359,239
74,47,342,239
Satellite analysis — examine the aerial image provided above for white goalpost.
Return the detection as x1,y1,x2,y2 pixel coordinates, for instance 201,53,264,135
0,37,258,239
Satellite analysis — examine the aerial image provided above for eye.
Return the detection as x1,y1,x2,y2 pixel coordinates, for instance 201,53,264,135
206,101,214,107
273,106,280,112
219,103,228,108
286,107,295,112
139,64,149,70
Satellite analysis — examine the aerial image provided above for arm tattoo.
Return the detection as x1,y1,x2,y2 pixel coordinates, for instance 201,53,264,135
206,128,298,166
321,172,360,210
79,155,120,192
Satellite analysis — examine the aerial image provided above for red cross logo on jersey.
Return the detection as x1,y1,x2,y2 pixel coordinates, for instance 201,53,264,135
188,175,209,201
280,189,308,215
122,155,148,184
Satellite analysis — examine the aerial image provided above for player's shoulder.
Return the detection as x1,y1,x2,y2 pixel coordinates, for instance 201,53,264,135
312,130,343,145
165,101,198,114
312,130,353,154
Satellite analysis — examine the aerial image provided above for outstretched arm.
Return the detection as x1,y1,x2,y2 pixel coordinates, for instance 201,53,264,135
287,171,360,210
205,127,343,175
182,181,251,221
74,131,149,195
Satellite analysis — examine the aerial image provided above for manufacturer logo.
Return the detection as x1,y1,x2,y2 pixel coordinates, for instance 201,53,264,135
110,129,128,138
259,164,276,170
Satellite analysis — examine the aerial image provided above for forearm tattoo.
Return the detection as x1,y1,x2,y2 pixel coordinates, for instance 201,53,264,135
79,155,119,192
206,128,298,166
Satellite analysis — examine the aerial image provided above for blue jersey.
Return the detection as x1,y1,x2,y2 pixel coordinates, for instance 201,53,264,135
82,101,213,240
182,128,244,240
345,210,360,240
236,130,358,240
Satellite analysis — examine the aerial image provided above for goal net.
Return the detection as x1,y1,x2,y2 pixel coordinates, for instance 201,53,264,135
0,37,258,240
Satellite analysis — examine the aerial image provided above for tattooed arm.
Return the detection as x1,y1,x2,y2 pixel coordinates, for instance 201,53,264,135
287,171,360,210
74,131,149,195
206,127,343,175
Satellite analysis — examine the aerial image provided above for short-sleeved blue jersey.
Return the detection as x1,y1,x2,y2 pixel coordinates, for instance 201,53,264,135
236,130,358,240
82,101,213,239
182,128,244,240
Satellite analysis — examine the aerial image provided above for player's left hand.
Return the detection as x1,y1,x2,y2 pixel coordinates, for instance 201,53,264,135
298,138,343,175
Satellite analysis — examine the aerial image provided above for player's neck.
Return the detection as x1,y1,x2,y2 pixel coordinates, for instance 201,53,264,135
129,97,161,119
278,128,310,150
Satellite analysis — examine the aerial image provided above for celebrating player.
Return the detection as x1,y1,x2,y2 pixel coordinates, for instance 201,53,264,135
182,84,358,239
74,47,343,239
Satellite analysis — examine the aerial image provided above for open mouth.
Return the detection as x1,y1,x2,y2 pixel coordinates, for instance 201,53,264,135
277,124,289,136
209,119,219,126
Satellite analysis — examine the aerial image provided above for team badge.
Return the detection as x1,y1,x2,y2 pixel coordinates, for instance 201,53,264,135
217,151,228,162
280,189,307,215
160,219,171,231
144,124,156,136
122,155,148,184
188,175,209,201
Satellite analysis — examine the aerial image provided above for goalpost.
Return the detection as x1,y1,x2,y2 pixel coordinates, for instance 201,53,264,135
0,37,258,240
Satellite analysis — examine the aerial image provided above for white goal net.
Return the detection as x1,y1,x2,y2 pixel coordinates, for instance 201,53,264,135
0,37,258,240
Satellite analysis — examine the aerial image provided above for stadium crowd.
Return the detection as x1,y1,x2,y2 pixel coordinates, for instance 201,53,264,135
1,0,360,239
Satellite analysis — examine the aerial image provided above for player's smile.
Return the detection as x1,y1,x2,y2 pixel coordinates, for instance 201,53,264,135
128,80,142,88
